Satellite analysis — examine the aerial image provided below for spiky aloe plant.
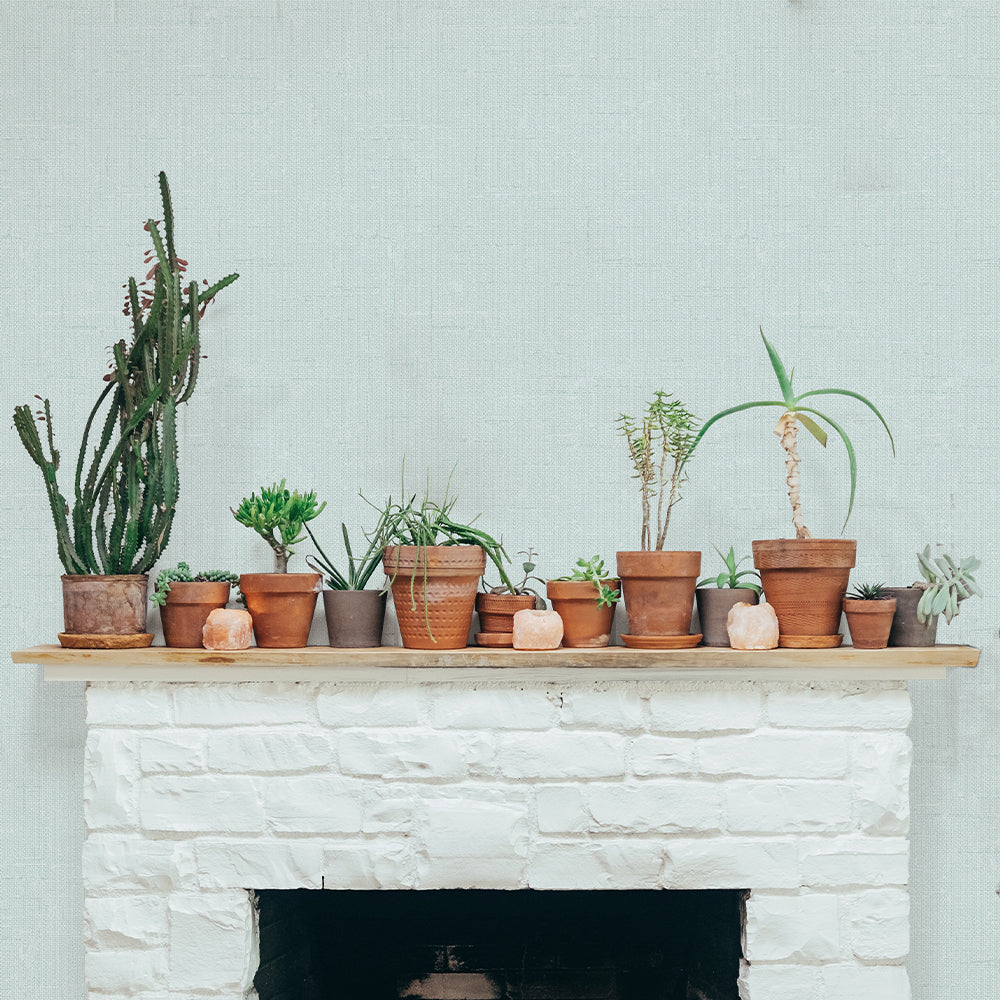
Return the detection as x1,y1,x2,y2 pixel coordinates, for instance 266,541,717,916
12,172,239,575
684,328,894,538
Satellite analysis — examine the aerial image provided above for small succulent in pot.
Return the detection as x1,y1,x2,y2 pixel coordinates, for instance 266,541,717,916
843,581,897,650
231,480,326,573
845,582,891,601
546,556,620,650
150,563,240,606
551,556,620,608
150,562,240,648
695,546,761,648
697,546,762,596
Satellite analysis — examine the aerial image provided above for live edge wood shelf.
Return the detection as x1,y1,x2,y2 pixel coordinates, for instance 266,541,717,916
11,644,979,683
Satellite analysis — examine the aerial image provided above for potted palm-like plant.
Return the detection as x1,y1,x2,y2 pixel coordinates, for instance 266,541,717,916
232,481,326,647
12,172,238,647
684,329,894,647
696,546,762,647
546,556,620,648
615,391,702,646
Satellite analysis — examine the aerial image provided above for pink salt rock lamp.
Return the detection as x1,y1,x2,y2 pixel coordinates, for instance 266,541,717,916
727,601,779,650
202,608,253,650
512,609,564,650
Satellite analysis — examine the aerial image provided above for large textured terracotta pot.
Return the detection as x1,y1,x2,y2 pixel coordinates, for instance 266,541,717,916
239,573,322,648
885,586,938,647
752,539,856,644
843,597,897,650
546,579,618,647
615,551,701,636
160,581,231,648
60,574,151,648
696,588,759,647
384,545,486,649
322,589,386,648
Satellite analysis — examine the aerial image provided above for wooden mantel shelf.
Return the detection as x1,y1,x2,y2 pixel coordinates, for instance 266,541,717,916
11,643,979,683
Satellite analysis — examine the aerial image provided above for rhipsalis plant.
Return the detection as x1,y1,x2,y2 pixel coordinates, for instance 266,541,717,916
914,546,982,625
12,172,239,575
617,391,699,550
231,481,326,573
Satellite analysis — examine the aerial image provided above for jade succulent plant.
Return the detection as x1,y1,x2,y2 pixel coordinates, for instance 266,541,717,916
150,563,240,606
232,481,326,572
552,556,620,608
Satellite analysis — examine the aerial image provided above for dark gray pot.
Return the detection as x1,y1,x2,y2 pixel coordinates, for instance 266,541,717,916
885,587,938,647
322,590,387,648
695,588,760,647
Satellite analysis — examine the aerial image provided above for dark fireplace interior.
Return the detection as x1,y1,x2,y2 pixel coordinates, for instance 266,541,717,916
254,888,747,1000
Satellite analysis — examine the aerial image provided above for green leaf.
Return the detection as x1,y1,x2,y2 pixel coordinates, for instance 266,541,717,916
759,328,795,406
793,388,895,456
796,413,828,447
795,406,857,531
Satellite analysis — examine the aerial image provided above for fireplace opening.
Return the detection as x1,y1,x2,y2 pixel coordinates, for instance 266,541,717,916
254,888,747,1000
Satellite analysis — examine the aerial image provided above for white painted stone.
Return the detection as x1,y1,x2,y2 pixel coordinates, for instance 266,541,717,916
263,774,364,833
767,685,911,730
725,780,854,834
318,686,423,727
430,687,557,729
139,775,264,833
84,894,169,948
630,735,697,776
558,689,643,729
526,840,664,889
84,729,139,830
173,682,316,726
853,732,912,834
798,835,909,887
497,731,626,778
698,731,850,779
139,730,206,774
86,683,172,726
167,891,256,992
662,837,799,889
338,728,476,778
843,888,910,960
194,839,323,889
585,781,723,834
362,794,417,834
86,949,168,992
83,835,197,892
206,726,333,772
536,785,588,833
648,689,762,732
744,893,842,962
737,963,823,1000
416,853,528,889
820,963,911,999
323,842,417,889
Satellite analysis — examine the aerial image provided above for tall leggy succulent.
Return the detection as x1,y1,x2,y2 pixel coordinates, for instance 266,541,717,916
12,172,238,575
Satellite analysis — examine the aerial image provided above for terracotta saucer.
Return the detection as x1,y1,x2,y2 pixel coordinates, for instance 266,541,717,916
475,632,514,648
58,632,154,649
620,633,703,649
778,634,843,649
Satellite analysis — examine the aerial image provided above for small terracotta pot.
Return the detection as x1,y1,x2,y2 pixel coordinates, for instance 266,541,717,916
61,574,150,645
239,573,322,648
843,597,897,650
696,588,760,647
475,592,537,636
885,587,939,647
546,579,618,647
322,589,386,648
160,581,231,648
383,545,486,649
615,551,701,636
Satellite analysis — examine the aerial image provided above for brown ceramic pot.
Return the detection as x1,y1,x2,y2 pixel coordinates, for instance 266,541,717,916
322,589,386,648
546,579,618,647
475,592,537,636
383,545,486,649
160,581,232,648
239,573,322,648
843,597,897,650
615,551,701,636
60,574,150,647
752,539,856,640
885,587,939,646
696,587,760,647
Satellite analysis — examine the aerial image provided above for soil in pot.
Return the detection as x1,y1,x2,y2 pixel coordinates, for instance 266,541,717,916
843,597,897,650
239,573,322,648
546,579,618,648
615,551,701,637
696,588,760,647
160,581,232,648
322,589,386,648
60,574,152,648
885,587,939,646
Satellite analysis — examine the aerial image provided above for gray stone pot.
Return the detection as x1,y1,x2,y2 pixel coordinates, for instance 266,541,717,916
322,590,386,648
885,587,938,647
695,588,760,647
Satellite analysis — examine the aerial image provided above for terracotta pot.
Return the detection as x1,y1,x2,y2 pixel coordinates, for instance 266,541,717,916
322,589,386,648
383,545,486,649
885,587,939,647
546,579,618,647
475,592,537,636
615,551,701,636
239,573,322,648
160,581,231,648
696,588,760,647
843,597,897,650
752,539,856,639
60,574,150,647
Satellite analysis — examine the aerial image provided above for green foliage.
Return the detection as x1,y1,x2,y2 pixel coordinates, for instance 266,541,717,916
483,547,546,598
846,581,890,601
916,546,982,625
12,172,239,574
232,480,326,572
150,562,239,606
698,546,762,595
553,555,621,608
305,507,396,591
617,390,699,551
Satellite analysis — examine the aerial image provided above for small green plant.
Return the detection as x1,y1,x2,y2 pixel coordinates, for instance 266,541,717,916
552,556,621,608
231,480,326,573
698,546,762,595
482,547,547,599
305,507,396,591
617,391,699,551
914,546,982,625
846,582,890,601
683,328,894,538
150,562,240,606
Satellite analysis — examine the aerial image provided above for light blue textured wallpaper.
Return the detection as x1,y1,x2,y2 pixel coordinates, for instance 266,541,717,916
1,2,996,996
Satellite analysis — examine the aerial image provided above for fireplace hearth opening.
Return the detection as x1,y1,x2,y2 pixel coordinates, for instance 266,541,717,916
254,888,747,1000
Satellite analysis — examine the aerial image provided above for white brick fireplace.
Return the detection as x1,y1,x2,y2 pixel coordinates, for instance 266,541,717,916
79,672,919,1000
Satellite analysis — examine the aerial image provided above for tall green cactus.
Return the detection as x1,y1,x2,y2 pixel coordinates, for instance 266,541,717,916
13,172,238,575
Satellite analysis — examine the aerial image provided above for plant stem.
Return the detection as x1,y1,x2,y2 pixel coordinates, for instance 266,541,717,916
775,411,812,539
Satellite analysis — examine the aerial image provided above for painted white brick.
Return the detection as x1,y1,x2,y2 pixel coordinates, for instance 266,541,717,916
84,895,169,948
167,891,256,992
86,948,168,992
264,774,364,833
744,893,842,962
843,888,910,961
318,686,423,727
83,836,197,892
140,775,264,833
853,732,911,834
363,794,417,834
497,731,626,778
173,682,316,725
630,735,697,776
416,853,528,890
339,728,485,778
698,731,850,779
430,688,557,729
527,840,664,889
585,781,723,834
767,685,911,730
536,786,588,833
821,963,911,1000
324,842,417,889
85,729,139,830
206,726,333,772
558,689,643,729
194,839,323,889
738,964,823,1000
662,837,799,889
798,835,909,888
87,683,171,726
648,689,762,732
726,781,853,834
139,730,206,774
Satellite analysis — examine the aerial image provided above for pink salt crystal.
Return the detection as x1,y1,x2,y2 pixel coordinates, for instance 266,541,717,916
727,601,779,650
512,608,564,650
202,608,253,650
